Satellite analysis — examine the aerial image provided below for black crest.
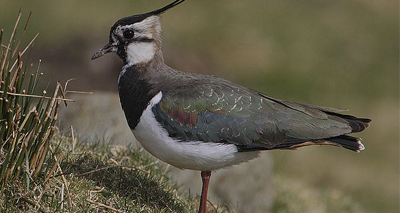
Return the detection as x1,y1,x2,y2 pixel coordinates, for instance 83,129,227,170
113,0,186,28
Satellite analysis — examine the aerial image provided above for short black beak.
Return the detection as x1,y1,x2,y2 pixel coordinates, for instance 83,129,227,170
91,43,115,60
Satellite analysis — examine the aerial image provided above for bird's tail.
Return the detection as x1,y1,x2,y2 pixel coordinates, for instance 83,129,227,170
322,110,371,133
276,114,371,152
276,135,365,152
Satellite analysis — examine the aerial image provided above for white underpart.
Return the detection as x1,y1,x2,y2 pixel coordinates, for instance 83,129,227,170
125,42,155,66
132,92,260,171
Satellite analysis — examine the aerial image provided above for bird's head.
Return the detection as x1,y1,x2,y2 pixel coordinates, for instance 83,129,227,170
91,0,185,65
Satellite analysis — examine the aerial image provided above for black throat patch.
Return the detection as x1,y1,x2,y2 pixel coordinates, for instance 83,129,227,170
118,65,157,129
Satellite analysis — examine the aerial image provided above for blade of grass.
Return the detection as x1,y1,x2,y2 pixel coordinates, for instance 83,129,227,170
10,11,32,59
25,149,30,190
86,198,127,213
0,12,21,79
44,152,63,183
0,91,74,102
9,33,39,74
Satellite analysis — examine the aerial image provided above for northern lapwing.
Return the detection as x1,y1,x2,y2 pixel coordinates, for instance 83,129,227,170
91,1,371,212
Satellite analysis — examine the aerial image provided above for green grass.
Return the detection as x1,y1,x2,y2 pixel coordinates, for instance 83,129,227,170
0,120,235,212
0,11,65,191
48,136,200,212
0,133,200,212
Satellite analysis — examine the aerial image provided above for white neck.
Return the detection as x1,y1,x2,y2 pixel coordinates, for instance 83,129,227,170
125,42,155,65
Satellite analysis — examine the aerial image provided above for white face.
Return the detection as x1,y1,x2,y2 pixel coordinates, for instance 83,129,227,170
112,16,161,65
125,42,155,66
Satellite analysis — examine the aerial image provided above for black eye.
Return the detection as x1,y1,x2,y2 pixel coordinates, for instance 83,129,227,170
123,30,134,39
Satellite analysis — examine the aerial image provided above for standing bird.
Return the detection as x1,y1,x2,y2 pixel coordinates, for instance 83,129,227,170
92,1,370,212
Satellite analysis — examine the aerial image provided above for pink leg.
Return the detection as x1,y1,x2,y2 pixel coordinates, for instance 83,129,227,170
198,171,212,213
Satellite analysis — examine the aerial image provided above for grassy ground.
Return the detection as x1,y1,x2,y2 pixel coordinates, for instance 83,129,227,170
0,131,218,212
1,0,398,212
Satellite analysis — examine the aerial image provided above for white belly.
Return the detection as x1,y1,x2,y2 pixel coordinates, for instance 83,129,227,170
132,92,259,171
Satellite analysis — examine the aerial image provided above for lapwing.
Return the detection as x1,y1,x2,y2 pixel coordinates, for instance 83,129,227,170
91,1,371,212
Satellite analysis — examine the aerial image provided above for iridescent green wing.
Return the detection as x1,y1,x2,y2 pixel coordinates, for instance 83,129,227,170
153,77,354,149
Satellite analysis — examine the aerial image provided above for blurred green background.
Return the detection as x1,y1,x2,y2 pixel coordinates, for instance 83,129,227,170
1,0,398,212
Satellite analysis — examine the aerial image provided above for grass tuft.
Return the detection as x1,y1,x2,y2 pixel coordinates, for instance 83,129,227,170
0,11,72,192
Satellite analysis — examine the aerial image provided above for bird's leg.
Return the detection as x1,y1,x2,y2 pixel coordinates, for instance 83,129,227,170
198,171,212,213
